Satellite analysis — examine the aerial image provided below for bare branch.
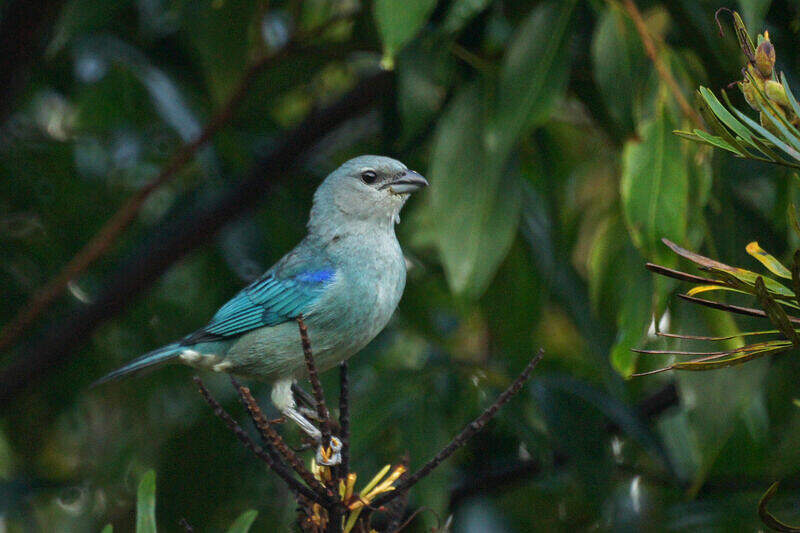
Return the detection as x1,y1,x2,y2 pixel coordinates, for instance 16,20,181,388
371,350,545,508
192,376,324,505
339,361,351,477
620,0,703,127
297,316,332,449
231,378,336,504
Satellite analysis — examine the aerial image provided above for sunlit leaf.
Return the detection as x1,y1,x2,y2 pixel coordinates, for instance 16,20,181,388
427,85,522,297
663,239,795,298
227,510,258,533
746,241,792,278
687,285,749,297
136,470,157,533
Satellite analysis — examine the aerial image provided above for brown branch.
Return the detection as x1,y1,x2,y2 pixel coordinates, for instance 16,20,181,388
297,316,332,449
192,376,325,505
230,378,336,504
620,0,703,128
371,350,545,509
677,293,800,324
0,69,393,404
645,263,725,285
0,15,355,355
338,361,350,477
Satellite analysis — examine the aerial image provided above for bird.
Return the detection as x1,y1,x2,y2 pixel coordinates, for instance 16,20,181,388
94,155,428,463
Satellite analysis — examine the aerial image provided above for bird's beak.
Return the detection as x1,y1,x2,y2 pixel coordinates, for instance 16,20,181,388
383,170,429,194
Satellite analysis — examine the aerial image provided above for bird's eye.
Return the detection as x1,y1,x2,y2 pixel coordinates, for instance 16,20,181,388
360,170,378,184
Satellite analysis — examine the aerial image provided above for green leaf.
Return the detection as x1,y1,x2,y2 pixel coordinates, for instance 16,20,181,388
427,85,522,297
591,4,650,135
101,526,113,533
373,0,437,66
227,510,259,533
181,0,259,104
621,104,689,263
442,0,492,34
136,470,157,533
754,277,800,347
587,215,651,377
738,0,771,39
492,0,576,153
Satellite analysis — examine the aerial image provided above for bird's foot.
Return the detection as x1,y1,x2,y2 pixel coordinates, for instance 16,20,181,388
269,416,286,425
298,406,321,421
315,436,342,466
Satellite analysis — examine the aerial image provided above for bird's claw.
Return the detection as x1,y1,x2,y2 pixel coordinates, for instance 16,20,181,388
315,436,342,466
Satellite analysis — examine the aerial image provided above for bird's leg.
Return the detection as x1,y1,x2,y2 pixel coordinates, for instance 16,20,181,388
271,379,342,466
291,382,321,420
271,379,321,440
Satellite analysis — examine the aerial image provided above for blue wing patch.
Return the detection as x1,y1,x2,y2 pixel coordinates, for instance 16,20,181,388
193,268,335,340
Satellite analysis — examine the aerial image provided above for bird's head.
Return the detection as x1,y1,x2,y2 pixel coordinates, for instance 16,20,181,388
309,155,428,231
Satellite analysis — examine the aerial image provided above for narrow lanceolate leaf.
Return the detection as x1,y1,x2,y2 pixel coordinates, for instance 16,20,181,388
663,239,795,298
754,277,800,347
621,104,688,263
759,481,800,533
226,510,258,533
428,85,523,297
136,470,157,533
492,0,576,154
373,0,437,66
591,4,650,135
746,241,792,278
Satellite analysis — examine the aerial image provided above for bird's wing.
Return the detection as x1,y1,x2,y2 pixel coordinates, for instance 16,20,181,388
183,248,336,343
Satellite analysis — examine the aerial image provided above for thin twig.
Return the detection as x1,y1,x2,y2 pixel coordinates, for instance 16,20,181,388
193,376,324,505
371,350,545,508
230,378,336,503
0,14,354,354
678,293,800,324
619,0,703,127
297,316,332,448
339,361,350,477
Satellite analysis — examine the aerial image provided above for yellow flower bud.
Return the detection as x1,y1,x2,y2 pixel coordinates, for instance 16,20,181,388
740,79,759,110
755,39,776,78
765,79,790,108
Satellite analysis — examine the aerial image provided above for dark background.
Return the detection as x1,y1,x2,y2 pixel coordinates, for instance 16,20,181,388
3,0,800,530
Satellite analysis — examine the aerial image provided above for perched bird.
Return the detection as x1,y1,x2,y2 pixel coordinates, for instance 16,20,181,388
94,155,427,461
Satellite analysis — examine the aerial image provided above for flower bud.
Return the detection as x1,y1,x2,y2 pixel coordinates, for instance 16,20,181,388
755,38,776,78
740,79,759,110
765,79,790,108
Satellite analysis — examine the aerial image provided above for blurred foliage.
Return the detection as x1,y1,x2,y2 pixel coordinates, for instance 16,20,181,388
4,0,800,531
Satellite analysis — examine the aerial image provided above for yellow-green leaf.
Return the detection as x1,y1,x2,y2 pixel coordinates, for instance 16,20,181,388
136,470,157,533
746,241,792,278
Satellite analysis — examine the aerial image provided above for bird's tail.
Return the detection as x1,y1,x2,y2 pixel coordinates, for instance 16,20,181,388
91,343,183,387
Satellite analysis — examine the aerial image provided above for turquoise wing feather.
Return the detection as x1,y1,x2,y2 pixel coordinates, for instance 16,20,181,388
185,248,336,342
